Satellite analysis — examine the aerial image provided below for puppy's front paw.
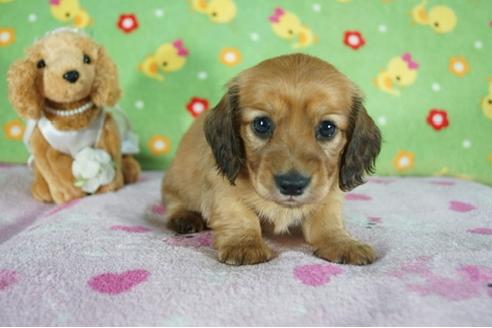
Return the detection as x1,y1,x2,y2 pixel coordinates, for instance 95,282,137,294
218,240,272,266
314,239,376,265
167,210,205,234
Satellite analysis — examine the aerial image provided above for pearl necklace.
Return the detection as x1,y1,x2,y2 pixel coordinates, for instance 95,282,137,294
45,101,94,117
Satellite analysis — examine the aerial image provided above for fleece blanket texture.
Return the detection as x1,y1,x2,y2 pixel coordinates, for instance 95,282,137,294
0,164,491,326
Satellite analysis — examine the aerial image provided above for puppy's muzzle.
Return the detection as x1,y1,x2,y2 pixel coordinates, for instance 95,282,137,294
274,170,311,196
63,70,80,83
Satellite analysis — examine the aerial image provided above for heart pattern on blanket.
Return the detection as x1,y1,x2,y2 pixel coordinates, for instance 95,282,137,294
467,227,492,235
164,231,212,247
151,203,166,215
294,264,343,286
0,269,18,290
449,200,476,213
88,269,150,294
110,225,152,233
345,193,372,201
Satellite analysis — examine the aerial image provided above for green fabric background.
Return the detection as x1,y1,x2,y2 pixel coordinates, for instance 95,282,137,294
1,0,491,184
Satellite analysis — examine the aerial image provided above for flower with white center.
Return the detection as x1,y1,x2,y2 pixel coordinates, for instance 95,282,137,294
197,71,208,80
28,14,37,23
72,147,115,193
134,100,144,110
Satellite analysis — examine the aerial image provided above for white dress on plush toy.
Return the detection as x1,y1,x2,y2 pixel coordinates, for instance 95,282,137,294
23,106,139,193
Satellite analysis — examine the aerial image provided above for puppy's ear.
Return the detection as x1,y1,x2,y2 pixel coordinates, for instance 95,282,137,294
7,58,43,120
339,95,382,191
204,85,245,184
91,46,121,107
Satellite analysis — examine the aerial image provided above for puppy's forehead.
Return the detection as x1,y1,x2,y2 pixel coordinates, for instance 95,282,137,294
36,32,96,58
238,54,355,113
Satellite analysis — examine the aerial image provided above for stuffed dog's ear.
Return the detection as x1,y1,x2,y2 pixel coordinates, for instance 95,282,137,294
204,84,245,184
339,95,382,191
7,58,43,120
91,46,121,107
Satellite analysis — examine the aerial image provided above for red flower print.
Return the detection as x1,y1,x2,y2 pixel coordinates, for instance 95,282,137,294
426,109,449,131
117,14,138,33
186,97,209,117
343,31,365,50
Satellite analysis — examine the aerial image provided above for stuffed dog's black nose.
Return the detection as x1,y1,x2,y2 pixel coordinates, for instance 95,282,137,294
274,171,311,196
63,70,80,83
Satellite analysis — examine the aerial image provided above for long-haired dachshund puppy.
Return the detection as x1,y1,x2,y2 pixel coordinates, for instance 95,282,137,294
162,53,381,265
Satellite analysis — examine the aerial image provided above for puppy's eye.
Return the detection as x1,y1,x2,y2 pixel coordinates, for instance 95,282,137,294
36,59,46,69
252,116,273,138
316,120,337,141
83,54,91,64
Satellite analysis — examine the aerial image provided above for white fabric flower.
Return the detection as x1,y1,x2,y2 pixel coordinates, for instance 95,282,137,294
72,147,115,193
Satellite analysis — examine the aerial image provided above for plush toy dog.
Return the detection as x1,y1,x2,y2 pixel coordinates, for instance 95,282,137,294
7,28,141,204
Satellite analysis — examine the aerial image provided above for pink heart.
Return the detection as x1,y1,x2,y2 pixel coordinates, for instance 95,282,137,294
467,227,492,235
345,193,372,201
88,269,150,294
430,180,455,186
0,270,18,290
368,216,382,224
110,225,152,233
151,203,166,215
165,231,212,247
449,201,476,213
367,178,394,185
294,264,343,286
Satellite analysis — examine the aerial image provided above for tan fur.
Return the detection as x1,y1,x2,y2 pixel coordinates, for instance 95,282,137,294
7,30,140,204
162,53,381,265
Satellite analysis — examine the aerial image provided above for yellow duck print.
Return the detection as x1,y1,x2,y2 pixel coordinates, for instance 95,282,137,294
50,0,91,28
482,78,492,120
375,53,419,96
191,0,236,23
411,0,457,34
139,40,189,82
269,7,316,49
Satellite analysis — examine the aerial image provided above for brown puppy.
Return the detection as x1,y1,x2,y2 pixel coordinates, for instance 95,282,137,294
162,53,381,265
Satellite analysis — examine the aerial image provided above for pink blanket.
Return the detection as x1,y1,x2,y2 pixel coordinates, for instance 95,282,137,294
0,165,491,325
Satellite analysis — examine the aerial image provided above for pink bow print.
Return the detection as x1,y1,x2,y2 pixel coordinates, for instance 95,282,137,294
269,7,285,23
50,0,60,5
173,40,189,57
401,52,419,70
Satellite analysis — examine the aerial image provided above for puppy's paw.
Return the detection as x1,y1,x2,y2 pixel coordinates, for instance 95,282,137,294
167,210,205,234
218,240,272,266
314,239,376,265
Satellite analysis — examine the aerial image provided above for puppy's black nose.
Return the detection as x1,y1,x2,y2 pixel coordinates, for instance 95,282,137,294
274,171,311,196
63,70,79,83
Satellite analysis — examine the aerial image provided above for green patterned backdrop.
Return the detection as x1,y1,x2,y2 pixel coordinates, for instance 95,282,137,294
1,0,491,184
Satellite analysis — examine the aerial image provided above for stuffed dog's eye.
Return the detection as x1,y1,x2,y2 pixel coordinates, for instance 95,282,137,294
316,120,337,141
83,54,91,64
36,60,46,69
252,116,273,138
